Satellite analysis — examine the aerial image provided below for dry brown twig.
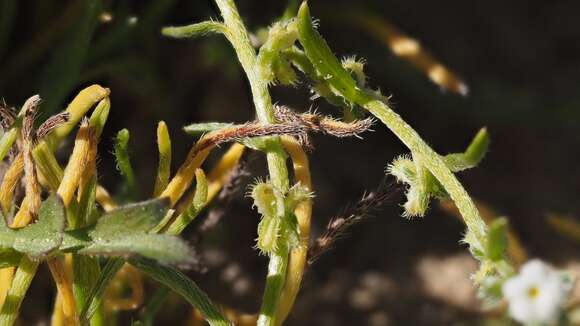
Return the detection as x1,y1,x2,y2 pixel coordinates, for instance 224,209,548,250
274,105,374,150
307,178,397,265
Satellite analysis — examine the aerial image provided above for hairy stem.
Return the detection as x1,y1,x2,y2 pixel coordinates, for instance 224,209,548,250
213,1,291,324
274,136,312,324
360,95,487,251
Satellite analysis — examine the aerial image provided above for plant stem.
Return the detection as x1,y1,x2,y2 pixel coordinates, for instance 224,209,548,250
0,257,39,326
213,1,291,324
274,137,312,324
360,95,487,251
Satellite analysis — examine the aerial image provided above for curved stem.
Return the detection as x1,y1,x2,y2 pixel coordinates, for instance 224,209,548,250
360,95,487,251
274,136,312,324
213,1,291,325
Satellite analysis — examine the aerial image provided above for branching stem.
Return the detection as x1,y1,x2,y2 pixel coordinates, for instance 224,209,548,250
213,1,291,325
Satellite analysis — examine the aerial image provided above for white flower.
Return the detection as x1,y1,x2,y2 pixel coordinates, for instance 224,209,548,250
503,259,571,325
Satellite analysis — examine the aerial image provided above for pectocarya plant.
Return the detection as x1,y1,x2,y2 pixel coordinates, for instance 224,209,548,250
161,1,573,325
0,1,573,326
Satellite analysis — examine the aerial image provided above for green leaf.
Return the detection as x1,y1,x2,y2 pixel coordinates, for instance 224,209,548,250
72,198,194,264
76,176,97,228
89,198,168,239
73,255,102,325
257,216,283,254
0,127,18,162
130,256,231,326
165,169,208,235
0,195,65,258
162,21,227,39
0,249,23,268
183,122,233,136
114,128,136,194
388,128,490,217
486,217,508,262
79,234,195,265
241,136,287,156
283,47,346,108
80,258,124,324
444,128,490,172
296,2,360,103
60,229,91,252
256,20,299,85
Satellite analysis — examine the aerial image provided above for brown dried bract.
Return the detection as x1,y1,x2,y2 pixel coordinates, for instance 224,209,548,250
194,121,307,155
20,95,42,217
274,105,374,149
0,99,16,130
307,178,395,265
37,111,70,139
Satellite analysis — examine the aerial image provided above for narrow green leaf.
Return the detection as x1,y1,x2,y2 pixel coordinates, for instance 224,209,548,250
79,234,195,265
0,249,23,268
60,229,92,252
192,170,208,211
486,217,508,262
444,128,490,172
0,196,65,258
283,47,345,107
0,128,18,162
80,258,124,324
76,176,98,228
162,21,227,39
296,1,360,103
165,169,208,235
154,121,172,197
73,255,103,325
0,256,39,326
88,98,111,138
61,198,196,265
14,196,65,257
89,198,168,239
130,256,231,326
183,122,234,136
114,128,136,193
281,0,299,20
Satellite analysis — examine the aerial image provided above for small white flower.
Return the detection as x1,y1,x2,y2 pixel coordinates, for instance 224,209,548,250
503,259,571,325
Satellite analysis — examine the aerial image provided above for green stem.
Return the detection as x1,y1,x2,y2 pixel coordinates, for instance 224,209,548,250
213,1,290,325
258,249,289,326
360,95,487,251
0,257,39,326
80,258,125,324
129,257,229,326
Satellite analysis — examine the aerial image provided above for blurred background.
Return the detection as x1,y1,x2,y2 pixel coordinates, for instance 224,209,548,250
1,0,579,325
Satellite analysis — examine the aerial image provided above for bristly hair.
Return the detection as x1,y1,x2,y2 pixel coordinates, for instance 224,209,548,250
274,105,374,150
36,111,70,139
307,177,398,265
193,121,307,156
0,99,16,130
20,95,42,217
